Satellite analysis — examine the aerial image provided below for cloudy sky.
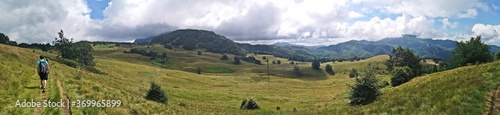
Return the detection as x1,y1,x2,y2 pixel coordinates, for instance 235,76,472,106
1,0,500,46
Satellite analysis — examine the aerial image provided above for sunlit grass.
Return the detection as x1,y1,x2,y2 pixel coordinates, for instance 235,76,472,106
1,43,499,114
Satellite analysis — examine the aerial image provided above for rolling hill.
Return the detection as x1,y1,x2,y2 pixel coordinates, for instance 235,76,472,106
133,36,155,43
150,29,246,55
139,29,500,61
319,35,500,59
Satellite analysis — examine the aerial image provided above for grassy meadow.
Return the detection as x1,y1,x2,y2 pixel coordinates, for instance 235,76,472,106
1,43,499,114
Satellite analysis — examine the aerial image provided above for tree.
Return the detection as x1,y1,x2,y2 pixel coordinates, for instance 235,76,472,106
272,60,276,64
0,33,9,44
72,41,95,66
325,64,334,75
220,54,229,60
53,30,74,59
263,56,267,60
293,65,302,76
312,60,321,70
145,82,168,104
276,60,281,64
290,61,295,64
452,36,491,67
390,66,413,87
349,68,359,78
348,68,380,106
197,50,202,55
233,56,241,65
385,46,421,76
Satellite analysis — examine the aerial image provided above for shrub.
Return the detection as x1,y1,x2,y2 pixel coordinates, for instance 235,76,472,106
220,54,229,60
348,68,380,106
163,44,173,49
196,67,202,74
325,64,334,75
276,60,281,64
290,61,295,64
56,57,81,68
240,99,260,110
197,51,202,55
254,60,262,65
312,60,320,70
390,66,413,87
162,52,168,59
272,60,276,64
233,56,241,65
349,68,359,78
145,82,168,104
262,56,267,60
293,65,302,76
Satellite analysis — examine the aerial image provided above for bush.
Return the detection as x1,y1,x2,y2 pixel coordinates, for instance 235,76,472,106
196,67,202,74
276,60,281,64
145,82,168,104
390,66,413,87
240,99,260,110
349,68,359,78
262,56,267,60
163,44,173,49
312,60,320,70
56,57,81,68
325,64,334,75
233,56,241,65
197,51,202,55
290,61,295,64
272,60,276,64
254,60,262,65
220,54,229,60
348,68,380,106
293,65,302,76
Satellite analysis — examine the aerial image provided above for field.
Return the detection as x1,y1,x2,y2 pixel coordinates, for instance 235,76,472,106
1,43,499,114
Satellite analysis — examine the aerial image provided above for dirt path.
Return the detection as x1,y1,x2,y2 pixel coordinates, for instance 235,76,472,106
57,80,72,115
33,71,72,115
33,89,46,115
487,86,500,115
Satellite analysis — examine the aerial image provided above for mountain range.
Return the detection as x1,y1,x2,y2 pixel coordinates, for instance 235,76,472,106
136,29,500,61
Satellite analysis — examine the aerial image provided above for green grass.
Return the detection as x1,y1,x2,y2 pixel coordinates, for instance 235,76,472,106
1,43,499,114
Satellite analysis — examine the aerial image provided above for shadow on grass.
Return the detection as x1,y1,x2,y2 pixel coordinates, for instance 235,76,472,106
24,86,40,89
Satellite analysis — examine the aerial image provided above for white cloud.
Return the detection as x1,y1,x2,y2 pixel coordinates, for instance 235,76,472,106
441,18,459,29
493,4,499,10
457,8,478,18
0,0,497,46
354,0,481,18
0,0,92,43
471,24,500,38
476,2,490,12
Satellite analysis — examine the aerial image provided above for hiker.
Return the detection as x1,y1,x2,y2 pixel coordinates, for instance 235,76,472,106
37,55,50,92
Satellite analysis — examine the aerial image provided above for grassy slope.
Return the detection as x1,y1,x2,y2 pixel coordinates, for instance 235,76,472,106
1,43,499,114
